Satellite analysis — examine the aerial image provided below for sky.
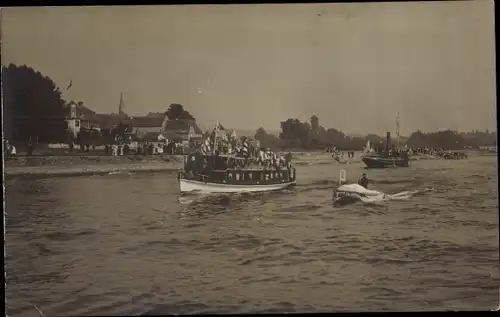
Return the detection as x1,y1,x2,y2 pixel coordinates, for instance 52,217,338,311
1,2,497,136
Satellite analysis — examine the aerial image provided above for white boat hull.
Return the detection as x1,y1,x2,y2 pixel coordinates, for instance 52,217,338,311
336,183,383,197
180,179,296,193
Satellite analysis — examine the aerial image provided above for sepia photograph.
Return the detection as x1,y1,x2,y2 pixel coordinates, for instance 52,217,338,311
2,2,498,315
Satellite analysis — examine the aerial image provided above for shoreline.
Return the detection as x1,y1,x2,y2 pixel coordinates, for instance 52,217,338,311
4,164,182,179
4,155,184,178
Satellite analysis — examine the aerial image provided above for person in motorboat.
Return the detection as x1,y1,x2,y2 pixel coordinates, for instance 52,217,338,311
358,173,369,189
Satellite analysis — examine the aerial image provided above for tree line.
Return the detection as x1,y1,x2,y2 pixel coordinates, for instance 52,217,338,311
253,117,496,151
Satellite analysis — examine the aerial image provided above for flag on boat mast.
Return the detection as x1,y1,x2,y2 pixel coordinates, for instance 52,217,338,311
213,121,223,155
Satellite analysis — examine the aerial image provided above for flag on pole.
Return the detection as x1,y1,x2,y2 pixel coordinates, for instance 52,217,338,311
215,121,225,132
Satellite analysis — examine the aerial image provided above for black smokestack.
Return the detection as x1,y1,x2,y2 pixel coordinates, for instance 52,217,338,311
385,132,391,155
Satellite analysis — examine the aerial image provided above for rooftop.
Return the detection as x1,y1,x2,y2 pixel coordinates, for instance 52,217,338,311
164,119,203,135
84,113,127,130
129,116,165,128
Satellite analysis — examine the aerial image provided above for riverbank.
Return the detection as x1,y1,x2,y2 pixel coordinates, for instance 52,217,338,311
4,155,184,178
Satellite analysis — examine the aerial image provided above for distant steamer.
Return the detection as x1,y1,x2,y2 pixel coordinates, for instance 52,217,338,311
362,132,409,168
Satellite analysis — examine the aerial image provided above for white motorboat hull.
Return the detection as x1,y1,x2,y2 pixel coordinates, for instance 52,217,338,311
335,183,383,197
333,183,386,204
180,178,296,193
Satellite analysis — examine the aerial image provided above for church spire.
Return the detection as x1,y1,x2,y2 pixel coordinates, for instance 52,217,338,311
118,92,124,116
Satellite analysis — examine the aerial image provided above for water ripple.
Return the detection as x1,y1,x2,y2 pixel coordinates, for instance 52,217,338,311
4,154,499,315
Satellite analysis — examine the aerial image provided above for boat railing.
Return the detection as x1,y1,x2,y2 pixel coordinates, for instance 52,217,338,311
182,167,295,184
224,169,294,183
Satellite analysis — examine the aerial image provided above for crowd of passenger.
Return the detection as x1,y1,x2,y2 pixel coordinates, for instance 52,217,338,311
213,147,293,171
201,133,293,171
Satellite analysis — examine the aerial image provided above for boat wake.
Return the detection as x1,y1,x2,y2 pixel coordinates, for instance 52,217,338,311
333,183,434,205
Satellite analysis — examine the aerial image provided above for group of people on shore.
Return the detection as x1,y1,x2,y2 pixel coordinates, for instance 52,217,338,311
408,147,446,156
328,146,356,162
102,140,189,156
4,140,17,158
4,140,37,158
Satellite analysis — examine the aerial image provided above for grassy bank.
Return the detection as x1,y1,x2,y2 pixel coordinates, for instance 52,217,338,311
4,154,184,178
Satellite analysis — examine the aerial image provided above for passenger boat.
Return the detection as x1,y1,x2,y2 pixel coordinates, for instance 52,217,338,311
362,132,409,168
178,152,296,193
178,122,296,193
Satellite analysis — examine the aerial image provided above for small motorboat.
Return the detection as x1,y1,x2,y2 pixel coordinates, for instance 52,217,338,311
333,183,386,205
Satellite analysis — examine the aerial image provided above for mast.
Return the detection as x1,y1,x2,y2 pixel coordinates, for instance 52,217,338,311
212,121,219,155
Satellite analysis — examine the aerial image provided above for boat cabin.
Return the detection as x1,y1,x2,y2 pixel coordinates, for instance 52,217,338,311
182,151,296,185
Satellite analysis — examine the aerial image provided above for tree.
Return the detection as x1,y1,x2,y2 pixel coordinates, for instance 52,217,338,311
324,128,346,148
2,63,68,144
310,115,319,135
254,127,280,149
460,130,497,147
279,118,311,148
165,103,195,121
406,129,465,150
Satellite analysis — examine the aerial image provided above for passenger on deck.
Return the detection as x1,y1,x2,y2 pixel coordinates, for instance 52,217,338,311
358,173,369,189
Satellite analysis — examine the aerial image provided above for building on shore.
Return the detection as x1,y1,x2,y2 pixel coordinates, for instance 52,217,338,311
66,101,128,143
128,115,167,140
65,98,205,152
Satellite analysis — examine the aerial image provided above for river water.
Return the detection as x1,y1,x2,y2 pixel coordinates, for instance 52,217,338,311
5,152,499,315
